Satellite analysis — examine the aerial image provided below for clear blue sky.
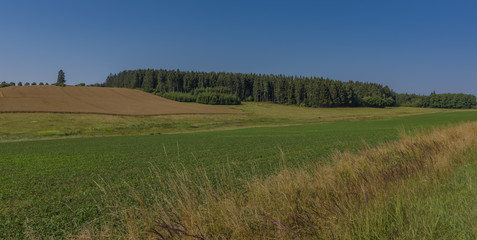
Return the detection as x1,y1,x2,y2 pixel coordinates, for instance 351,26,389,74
1,0,476,95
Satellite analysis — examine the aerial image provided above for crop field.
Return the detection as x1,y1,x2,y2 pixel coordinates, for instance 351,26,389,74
2,111,477,238
0,85,240,115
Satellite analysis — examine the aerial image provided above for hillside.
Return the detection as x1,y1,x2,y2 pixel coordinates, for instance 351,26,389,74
0,85,241,115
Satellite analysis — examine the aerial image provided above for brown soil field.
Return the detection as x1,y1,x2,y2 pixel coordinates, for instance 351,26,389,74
0,85,241,115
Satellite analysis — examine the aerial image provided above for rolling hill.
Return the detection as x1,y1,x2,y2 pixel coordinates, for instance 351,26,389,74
0,85,241,115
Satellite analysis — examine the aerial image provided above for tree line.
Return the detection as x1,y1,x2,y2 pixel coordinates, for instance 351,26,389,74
398,92,476,109
0,81,50,87
0,70,66,88
104,69,398,107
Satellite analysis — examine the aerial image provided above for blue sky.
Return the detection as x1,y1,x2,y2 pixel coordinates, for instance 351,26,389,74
1,0,476,95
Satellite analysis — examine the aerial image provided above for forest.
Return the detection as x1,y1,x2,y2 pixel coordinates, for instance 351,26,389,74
104,69,398,108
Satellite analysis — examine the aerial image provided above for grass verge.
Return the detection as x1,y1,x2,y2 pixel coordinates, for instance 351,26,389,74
85,121,477,239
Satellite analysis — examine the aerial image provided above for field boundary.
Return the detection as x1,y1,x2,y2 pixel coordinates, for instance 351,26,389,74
0,109,244,116
0,90,3,98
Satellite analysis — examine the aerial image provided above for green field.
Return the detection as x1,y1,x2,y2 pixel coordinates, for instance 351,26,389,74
2,110,477,238
0,103,457,141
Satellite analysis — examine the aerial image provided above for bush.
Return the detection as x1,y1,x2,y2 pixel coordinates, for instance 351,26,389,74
362,96,395,108
196,92,241,105
160,92,197,102
192,87,232,96
0,82,16,88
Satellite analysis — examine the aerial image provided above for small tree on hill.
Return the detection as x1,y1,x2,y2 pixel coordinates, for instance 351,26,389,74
56,70,66,86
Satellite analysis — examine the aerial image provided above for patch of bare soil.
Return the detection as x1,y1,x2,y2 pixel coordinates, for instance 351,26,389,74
0,86,241,115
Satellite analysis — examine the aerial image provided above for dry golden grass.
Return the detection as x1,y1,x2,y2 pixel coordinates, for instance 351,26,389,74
79,121,477,239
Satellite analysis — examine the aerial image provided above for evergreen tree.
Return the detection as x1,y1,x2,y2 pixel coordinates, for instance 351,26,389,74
56,70,66,86
141,71,155,92
102,69,403,108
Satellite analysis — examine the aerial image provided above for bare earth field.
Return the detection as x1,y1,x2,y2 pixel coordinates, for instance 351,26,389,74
0,85,240,115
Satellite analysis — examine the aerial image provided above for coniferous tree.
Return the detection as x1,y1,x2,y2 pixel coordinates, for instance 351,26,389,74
56,70,66,86
103,69,406,107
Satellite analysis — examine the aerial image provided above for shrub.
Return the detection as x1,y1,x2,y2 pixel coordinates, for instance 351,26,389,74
160,92,197,102
196,92,241,105
363,96,395,108
192,87,233,96
0,82,16,88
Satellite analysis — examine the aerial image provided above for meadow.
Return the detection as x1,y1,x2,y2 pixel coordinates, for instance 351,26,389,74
0,102,457,141
1,110,477,238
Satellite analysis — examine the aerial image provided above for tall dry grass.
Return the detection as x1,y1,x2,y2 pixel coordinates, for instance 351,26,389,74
80,121,477,239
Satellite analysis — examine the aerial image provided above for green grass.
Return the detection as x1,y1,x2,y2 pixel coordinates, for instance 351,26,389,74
0,103,460,141
340,146,477,239
1,111,477,238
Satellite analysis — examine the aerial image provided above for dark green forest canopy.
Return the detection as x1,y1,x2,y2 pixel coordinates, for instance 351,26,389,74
399,93,477,109
104,69,398,108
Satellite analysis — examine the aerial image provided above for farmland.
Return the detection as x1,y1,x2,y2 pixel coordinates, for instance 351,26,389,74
3,1,477,238
2,110,477,238
0,85,240,115
0,102,457,141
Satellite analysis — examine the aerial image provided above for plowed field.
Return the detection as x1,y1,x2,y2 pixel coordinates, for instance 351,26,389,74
0,85,240,115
